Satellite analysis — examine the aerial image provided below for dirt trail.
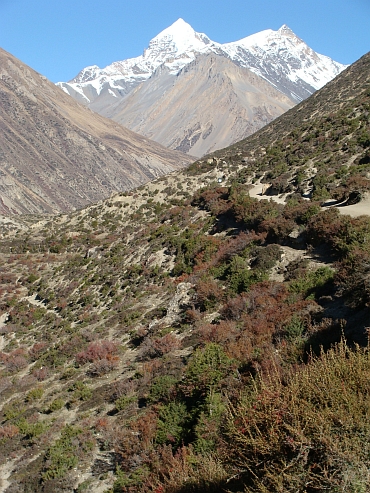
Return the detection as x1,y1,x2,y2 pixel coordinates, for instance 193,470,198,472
0,313,9,352
0,458,17,492
248,181,287,204
248,182,369,218
337,194,370,218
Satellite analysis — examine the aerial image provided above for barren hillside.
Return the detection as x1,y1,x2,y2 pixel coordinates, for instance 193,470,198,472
0,48,192,214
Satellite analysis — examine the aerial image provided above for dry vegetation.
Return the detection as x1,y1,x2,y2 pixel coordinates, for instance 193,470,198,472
0,53,369,492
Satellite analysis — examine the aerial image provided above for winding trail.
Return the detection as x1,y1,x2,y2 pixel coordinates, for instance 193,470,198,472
248,182,370,218
248,182,287,205
336,194,370,218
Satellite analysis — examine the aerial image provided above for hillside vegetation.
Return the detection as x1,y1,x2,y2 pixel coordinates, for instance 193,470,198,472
0,53,369,492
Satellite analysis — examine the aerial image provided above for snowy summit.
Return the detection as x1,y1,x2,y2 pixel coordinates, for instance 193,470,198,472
57,19,347,105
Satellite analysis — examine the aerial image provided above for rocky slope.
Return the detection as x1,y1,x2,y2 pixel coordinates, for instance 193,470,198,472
106,53,295,157
0,48,192,215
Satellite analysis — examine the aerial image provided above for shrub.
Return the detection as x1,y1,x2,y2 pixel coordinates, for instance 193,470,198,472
0,424,19,440
26,387,44,402
17,418,47,441
68,381,92,402
195,277,224,310
3,400,25,421
48,398,65,413
224,340,370,492
148,375,178,403
140,333,180,360
115,395,137,412
156,401,189,447
289,266,335,299
182,343,235,399
283,315,305,341
29,342,48,361
0,348,28,372
76,340,119,365
42,426,82,481
227,256,267,294
251,244,282,271
198,320,239,345
335,247,370,307
139,445,227,493
31,366,50,381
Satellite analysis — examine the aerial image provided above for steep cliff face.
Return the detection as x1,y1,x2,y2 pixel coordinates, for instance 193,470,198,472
0,48,192,214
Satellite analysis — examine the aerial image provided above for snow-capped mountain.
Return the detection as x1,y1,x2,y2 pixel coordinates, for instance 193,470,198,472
57,19,216,107
57,18,346,107
221,25,346,101
56,19,348,156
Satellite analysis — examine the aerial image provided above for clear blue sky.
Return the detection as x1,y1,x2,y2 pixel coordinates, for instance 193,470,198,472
0,0,368,83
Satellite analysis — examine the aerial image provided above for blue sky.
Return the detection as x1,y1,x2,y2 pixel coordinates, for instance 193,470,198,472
0,0,368,83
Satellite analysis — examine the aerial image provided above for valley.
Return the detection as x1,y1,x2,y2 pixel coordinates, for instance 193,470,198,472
0,21,369,493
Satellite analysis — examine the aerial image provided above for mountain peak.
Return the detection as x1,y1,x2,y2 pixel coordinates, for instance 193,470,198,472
169,18,192,29
141,18,214,73
278,24,295,36
148,18,211,53
151,18,195,41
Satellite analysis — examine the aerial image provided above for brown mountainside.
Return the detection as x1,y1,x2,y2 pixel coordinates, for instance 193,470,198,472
102,53,295,157
0,48,192,214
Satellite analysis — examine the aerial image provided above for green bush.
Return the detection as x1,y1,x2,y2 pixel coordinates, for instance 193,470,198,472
114,395,136,411
289,266,334,299
148,375,178,403
283,315,305,341
156,401,189,447
26,387,44,402
68,381,92,402
183,343,235,399
17,418,47,440
48,398,65,412
251,244,282,271
227,256,267,294
42,425,82,480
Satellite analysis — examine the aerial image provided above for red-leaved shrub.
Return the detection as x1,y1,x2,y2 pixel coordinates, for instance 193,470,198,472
76,340,119,365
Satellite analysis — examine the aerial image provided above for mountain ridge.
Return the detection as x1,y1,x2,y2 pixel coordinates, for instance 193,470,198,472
57,19,347,105
0,47,192,215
